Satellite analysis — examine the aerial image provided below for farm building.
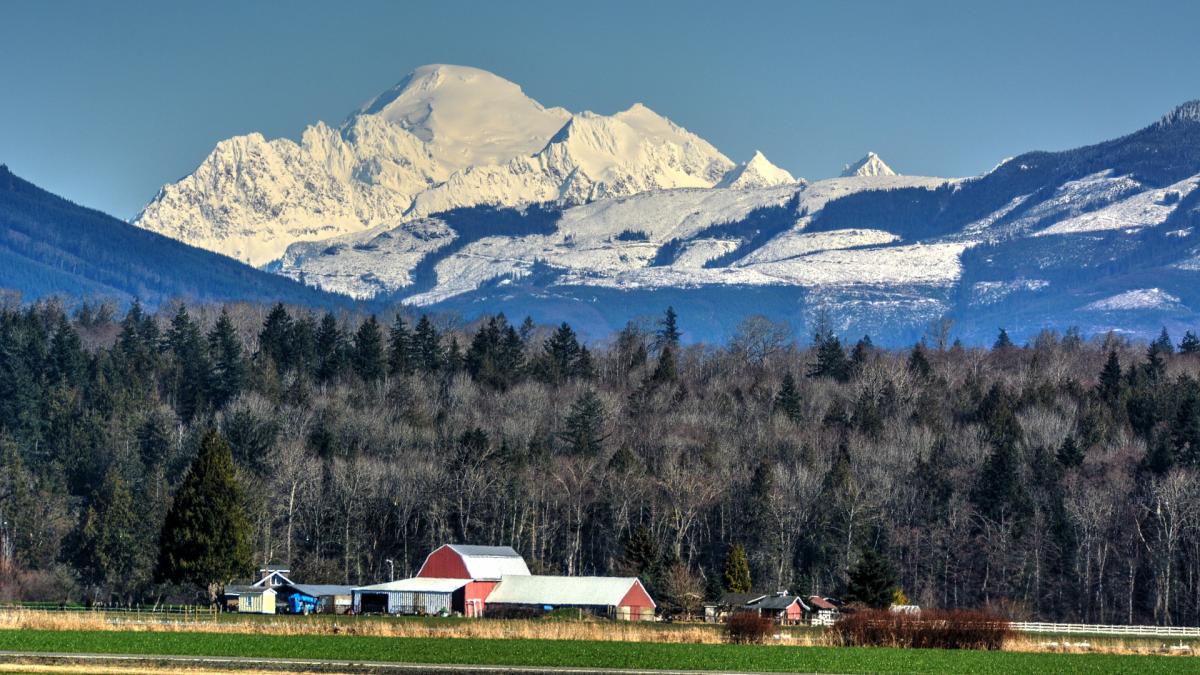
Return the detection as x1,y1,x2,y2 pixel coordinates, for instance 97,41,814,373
415,544,531,617
277,584,354,614
751,593,805,624
225,585,276,614
221,567,293,611
485,574,655,621
703,592,767,622
804,595,841,625
352,577,470,615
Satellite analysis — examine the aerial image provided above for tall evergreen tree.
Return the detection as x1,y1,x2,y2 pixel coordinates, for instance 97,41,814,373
47,314,85,386
1098,350,1123,404
560,390,607,455
616,524,660,586
993,328,1014,351
207,310,245,409
650,344,677,384
722,543,752,593
1152,327,1175,355
73,466,146,599
774,371,803,422
1056,435,1084,468
808,330,850,381
155,430,253,604
257,303,292,372
166,305,208,421
352,315,386,383
387,314,413,376
907,342,932,379
656,306,682,351
1178,330,1200,355
412,315,443,373
845,548,898,609
314,312,347,383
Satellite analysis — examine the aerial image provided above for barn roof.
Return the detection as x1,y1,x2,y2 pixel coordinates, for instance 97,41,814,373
486,575,654,608
440,544,530,580
354,577,470,593
807,595,838,610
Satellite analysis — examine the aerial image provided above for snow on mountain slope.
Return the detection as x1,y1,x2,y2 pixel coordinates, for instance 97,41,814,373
1035,173,1200,236
840,152,896,177
352,64,571,170
134,65,734,265
716,151,797,189
1083,288,1184,311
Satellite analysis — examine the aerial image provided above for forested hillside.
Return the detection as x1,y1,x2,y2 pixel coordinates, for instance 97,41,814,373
4,298,1200,626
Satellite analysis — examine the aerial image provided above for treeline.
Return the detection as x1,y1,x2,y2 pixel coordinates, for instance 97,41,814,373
4,297,1200,625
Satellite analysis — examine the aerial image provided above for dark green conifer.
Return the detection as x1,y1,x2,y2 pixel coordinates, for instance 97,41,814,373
845,548,898,609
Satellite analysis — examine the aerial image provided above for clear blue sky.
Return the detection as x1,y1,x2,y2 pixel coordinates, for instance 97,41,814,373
2,0,1198,219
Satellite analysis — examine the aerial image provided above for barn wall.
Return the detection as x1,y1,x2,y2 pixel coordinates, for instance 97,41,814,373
417,546,471,578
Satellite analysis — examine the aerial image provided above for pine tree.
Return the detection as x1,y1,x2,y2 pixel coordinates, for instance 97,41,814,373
137,412,172,469
352,315,386,383
1098,350,1123,404
156,430,253,604
844,548,898,609
166,305,208,422
616,524,660,583
1056,435,1083,468
1173,386,1200,466
972,439,1031,527
849,335,874,374
808,331,850,381
387,314,413,376
47,314,85,386
258,303,292,372
560,390,607,455
207,310,245,409
1152,327,1175,355
993,328,1014,351
445,336,464,373
1180,331,1200,355
655,306,682,352
722,543,752,593
74,466,146,599
541,322,584,385
650,344,677,385
315,312,347,383
413,315,443,373
907,342,932,379
774,371,803,422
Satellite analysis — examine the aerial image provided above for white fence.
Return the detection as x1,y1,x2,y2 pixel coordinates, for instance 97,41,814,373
1011,621,1200,638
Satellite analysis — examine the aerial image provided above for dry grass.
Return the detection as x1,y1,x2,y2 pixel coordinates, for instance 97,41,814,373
0,609,736,644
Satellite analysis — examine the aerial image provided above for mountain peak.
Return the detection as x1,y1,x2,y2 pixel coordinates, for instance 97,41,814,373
840,151,897,177
353,64,570,169
716,150,796,189
1158,100,1200,128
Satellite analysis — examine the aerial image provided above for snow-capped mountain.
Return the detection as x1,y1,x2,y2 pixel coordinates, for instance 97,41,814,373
275,101,1200,344
133,65,734,266
716,151,797,189
840,152,896,177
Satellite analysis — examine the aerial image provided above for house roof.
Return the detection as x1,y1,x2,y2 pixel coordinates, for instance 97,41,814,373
716,592,767,607
440,544,530,580
807,595,838,610
354,577,470,594
755,594,801,610
486,575,653,608
282,584,355,597
225,585,275,596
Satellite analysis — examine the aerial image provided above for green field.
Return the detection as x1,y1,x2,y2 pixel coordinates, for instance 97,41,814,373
1,629,1198,674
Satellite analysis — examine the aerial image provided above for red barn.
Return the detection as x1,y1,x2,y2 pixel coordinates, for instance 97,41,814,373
416,544,530,617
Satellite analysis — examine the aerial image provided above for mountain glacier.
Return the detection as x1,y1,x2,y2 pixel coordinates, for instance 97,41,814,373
134,65,736,265
131,66,1200,343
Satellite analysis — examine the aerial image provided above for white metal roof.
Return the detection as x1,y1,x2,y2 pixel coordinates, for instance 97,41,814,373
486,575,653,608
353,577,470,594
434,544,531,580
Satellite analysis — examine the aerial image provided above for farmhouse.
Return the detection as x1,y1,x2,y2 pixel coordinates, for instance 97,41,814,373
485,574,655,621
221,567,293,612
277,583,354,614
803,595,841,625
750,592,805,625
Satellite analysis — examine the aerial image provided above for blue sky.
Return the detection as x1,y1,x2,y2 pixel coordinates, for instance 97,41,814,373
2,0,1198,219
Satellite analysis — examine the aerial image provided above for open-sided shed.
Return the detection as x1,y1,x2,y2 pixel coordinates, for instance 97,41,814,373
278,584,354,614
485,574,655,621
352,577,470,615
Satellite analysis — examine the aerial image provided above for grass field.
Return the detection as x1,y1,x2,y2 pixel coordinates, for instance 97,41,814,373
2,629,1198,674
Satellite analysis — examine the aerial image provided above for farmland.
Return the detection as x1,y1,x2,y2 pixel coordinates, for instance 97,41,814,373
1,628,1199,674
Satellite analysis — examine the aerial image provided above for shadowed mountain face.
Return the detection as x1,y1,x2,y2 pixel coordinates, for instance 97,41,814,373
0,165,352,310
